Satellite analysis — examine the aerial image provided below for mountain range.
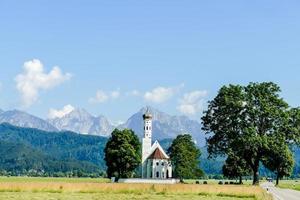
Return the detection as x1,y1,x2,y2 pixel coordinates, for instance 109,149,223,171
0,106,205,146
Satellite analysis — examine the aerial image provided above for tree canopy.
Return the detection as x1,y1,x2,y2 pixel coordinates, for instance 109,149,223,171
202,82,300,185
263,138,295,185
168,134,203,181
104,129,141,179
222,151,251,184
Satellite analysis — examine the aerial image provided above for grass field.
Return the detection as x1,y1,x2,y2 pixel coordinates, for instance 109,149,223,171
0,177,272,200
277,180,300,191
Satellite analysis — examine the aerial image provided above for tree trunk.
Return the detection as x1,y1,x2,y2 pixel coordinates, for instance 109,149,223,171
239,176,243,184
252,160,260,185
276,174,279,185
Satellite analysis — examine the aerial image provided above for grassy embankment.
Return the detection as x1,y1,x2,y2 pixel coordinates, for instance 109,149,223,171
0,177,272,200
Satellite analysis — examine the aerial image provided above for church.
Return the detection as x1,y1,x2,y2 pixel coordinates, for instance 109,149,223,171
141,109,172,179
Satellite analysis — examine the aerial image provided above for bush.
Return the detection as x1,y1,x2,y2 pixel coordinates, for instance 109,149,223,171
203,181,208,184
224,181,229,185
218,181,223,185
195,181,200,184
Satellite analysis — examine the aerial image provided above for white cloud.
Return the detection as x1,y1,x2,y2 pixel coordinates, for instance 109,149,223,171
144,84,184,103
15,59,72,107
89,89,121,104
177,90,208,115
111,89,120,99
48,104,75,119
127,89,140,97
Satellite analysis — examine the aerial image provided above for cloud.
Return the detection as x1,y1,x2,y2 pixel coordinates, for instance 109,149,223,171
111,89,120,99
127,89,140,97
144,84,184,103
48,104,75,119
15,59,71,107
89,89,120,104
177,90,208,115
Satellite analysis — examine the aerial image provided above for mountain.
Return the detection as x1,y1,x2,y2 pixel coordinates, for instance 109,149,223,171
48,108,114,137
119,107,206,147
0,110,58,132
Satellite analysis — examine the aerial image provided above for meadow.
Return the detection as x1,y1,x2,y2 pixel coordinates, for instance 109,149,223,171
0,177,272,200
277,180,300,191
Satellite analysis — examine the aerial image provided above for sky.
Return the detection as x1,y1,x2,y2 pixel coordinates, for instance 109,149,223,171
0,0,300,123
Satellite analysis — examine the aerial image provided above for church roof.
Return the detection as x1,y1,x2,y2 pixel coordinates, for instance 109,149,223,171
143,107,152,119
148,147,169,159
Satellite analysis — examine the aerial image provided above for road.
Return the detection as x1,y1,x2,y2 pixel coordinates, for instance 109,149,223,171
261,182,300,200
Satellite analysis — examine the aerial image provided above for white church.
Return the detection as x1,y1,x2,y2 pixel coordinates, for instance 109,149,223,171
141,109,172,179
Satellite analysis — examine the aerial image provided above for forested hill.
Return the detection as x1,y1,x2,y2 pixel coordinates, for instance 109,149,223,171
0,123,107,176
0,123,299,177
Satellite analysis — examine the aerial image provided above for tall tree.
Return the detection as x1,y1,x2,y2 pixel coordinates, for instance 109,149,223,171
104,129,141,180
263,138,294,185
168,134,203,181
222,151,251,184
202,82,300,185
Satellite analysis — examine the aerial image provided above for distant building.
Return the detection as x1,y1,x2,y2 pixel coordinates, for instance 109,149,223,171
141,108,172,179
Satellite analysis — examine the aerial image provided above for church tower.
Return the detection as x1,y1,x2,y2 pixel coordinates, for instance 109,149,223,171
142,107,152,178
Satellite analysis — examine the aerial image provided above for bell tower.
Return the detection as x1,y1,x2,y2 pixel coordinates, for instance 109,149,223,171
142,107,152,178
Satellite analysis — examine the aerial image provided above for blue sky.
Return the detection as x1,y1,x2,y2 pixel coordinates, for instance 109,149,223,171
0,0,300,123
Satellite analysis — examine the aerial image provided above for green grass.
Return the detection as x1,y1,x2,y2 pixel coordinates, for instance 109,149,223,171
0,176,110,183
0,176,271,200
0,192,260,200
277,180,300,191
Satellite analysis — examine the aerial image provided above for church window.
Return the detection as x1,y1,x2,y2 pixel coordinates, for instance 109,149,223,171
161,162,164,166
156,171,159,178
156,162,159,166
162,172,164,178
146,126,148,130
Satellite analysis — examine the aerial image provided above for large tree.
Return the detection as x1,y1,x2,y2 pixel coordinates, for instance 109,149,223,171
222,151,251,184
168,134,203,181
104,129,141,180
202,82,300,185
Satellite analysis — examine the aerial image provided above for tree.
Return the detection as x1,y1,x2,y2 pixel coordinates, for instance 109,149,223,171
202,82,300,185
222,151,251,184
263,138,294,185
168,134,203,181
104,129,141,180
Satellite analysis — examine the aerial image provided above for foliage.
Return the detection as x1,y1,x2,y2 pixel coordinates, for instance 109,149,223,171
263,138,294,185
1,122,300,178
222,151,251,184
202,82,300,184
104,129,141,179
0,123,107,176
168,134,203,180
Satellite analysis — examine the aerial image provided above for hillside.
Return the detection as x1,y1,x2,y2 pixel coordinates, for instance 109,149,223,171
0,123,299,177
0,140,100,176
0,123,107,175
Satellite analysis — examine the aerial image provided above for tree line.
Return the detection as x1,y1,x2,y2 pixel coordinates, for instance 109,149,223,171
104,82,300,185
